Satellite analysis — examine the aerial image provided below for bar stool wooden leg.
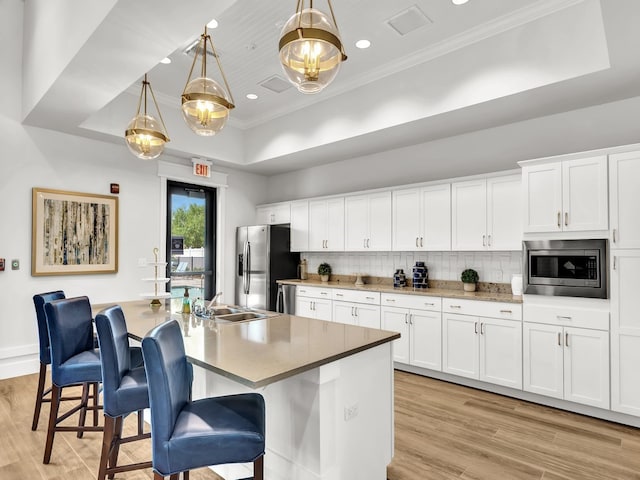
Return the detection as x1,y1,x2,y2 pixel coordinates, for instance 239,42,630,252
183,471,190,480
77,382,90,438
92,382,100,426
97,415,116,480
107,416,124,479
31,362,47,431
254,455,264,480
43,384,61,464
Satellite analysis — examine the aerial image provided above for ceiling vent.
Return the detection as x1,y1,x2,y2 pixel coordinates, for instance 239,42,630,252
386,5,432,36
183,39,220,59
259,75,293,93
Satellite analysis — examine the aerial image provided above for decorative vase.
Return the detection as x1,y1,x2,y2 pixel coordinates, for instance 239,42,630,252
463,282,476,292
511,274,523,296
393,269,406,288
412,262,428,289
320,274,329,283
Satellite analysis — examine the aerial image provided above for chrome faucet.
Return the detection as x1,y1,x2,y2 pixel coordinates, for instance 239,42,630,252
207,291,223,309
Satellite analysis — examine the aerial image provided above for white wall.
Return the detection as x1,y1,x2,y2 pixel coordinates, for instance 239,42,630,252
0,1,267,378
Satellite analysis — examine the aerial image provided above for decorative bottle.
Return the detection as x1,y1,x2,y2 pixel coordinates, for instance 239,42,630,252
182,287,191,314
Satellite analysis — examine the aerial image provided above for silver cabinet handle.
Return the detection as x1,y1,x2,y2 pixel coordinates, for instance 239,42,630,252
386,298,396,303
363,238,366,248
367,238,370,248
556,315,572,321
565,332,569,347
355,307,358,317
424,302,435,306
557,332,561,346
409,314,413,325
450,305,462,309
613,229,617,244
613,256,617,270
404,313,409,324
420,237,423,247
565,212,569,226
500,309,512,314
415,237,419,247
480,322,484,335
299,289,307,294
474,322,478,334
335,293,343,297
482,235,486,246
351,306,355,316
365,296,375,300
557,211,561,228
311,301,315,311
320,292,328,296
488,235,492,246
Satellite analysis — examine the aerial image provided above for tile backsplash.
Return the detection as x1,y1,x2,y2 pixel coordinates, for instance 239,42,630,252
303,251,523,284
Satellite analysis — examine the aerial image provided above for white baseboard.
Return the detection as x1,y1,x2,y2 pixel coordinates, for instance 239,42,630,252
0,344,40,380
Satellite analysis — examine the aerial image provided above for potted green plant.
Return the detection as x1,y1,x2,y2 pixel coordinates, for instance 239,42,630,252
318,262,332,283
461,268,479,292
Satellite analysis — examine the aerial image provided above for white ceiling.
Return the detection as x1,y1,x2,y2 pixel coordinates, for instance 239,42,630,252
20,0,640,176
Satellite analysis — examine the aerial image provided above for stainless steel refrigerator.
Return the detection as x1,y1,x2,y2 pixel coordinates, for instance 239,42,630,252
235,224,299,311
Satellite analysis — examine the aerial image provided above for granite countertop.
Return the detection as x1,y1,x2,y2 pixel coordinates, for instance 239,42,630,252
92,300,400,389
278,277,523,304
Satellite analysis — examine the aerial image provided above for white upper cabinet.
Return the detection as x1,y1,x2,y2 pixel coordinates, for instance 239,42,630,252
256,202,291,225
345,191,392,251
392,184,451,251
308,198,344,251
609,150,640,249
522,155,608,233
451,175,521,251
290,200,309,252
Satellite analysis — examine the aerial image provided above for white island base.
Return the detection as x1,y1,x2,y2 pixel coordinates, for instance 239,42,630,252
193,342,394,480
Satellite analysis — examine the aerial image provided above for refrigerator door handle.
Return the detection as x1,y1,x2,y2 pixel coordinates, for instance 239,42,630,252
242,241,248,295
276,285,283,313
245,241,251,295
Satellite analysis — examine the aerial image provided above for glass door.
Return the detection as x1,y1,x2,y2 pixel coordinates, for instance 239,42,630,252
166,181,217,306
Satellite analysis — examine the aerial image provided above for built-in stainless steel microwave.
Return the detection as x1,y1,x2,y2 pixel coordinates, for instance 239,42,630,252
523,239,608,299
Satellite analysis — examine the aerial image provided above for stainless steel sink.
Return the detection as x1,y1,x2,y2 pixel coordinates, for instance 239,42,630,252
214,311,267,322
209,307,242,316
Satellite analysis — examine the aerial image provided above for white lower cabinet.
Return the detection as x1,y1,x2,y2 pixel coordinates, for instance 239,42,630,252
295,286,332,321
332,289,380,328
381,294,442,370
442,299,522,389
523,322,609,409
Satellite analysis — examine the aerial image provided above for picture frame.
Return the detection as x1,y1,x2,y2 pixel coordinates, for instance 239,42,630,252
31,188,118,276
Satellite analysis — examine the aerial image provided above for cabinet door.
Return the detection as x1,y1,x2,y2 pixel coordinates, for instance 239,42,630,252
308,200,328,251
442,313,479,379
421,184,451,251
255,206,271,225
344,195,369,251
479,318,522,389
382,307,410,364
562,156,608,231
523,322,563,400
522,163,562,233
451,179,487,251
487,175,522,251
410,310,442,371
392,188,421,251
326,198,345,251
290,201,309,252
609,151,640,248
295,297,315,319
355,304,381,329
314,298,333,322
610,251,640,415
368,191,392,251
333,301,356,325
563,327,609,409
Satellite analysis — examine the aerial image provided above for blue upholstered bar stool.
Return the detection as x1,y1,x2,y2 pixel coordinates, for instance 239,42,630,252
95,305,151,480
43,296,103,464
142,320,266,480
32,291,82,431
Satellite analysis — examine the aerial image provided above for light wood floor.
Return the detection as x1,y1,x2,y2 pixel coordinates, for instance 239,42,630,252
2,370,640,479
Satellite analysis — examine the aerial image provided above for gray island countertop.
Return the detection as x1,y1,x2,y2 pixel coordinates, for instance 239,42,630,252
92,300,400,389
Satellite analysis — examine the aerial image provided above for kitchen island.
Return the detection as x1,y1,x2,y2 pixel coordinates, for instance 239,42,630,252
93,300,400,480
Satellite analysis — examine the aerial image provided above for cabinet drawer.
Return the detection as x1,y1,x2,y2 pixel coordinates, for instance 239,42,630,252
332,289,380,305
443,298,522,321
524,303,609,330
296,286,332,299
381,293,441,311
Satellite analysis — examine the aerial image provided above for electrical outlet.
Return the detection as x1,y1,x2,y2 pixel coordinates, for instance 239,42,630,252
344,403,358,421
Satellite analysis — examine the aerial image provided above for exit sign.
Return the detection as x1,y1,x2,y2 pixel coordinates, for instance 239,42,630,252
192,158,212,178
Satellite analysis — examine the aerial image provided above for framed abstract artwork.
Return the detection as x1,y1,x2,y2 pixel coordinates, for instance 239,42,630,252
31,188,118,276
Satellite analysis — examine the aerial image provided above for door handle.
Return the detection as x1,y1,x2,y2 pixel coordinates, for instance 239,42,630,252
557,211,561,228
408,314,413,325
480,322,484,335
482,235,486,247
565,332,569,347
416,237,419,247
613,256,617,270
474,322,478,334
557,332,561,346
245,242,251,295
405,313,409,324
613,228,617,244
487,235,492,247
367,238,370,248
565,212,568,226
420,237,423,248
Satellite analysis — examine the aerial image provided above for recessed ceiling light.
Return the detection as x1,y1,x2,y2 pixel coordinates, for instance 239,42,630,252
207,18,219,29
160,57,171,64
355,39,371,49
246,93,258,100
452,0,469,5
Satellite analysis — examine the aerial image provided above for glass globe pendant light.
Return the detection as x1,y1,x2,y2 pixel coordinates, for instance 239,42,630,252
125,74,170,160
279,0,348,94
181,26,235,136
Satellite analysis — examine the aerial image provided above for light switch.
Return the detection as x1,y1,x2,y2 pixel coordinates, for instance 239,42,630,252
11,259,19,270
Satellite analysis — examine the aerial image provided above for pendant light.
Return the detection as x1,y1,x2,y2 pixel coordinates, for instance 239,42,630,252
125,74,170,160
181,26,235,136
279,0,347,94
